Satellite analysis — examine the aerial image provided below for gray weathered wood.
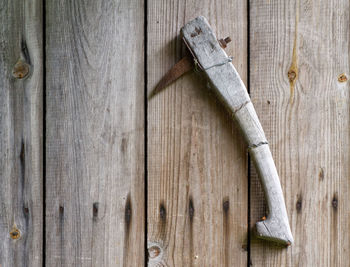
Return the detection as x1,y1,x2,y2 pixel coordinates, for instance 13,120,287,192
147,3,248,266
250,0,350,265
0,0,43,266
182,16,293,245
45,1,144,266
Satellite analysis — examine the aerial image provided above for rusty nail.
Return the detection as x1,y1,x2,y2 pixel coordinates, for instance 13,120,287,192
218,36,231,48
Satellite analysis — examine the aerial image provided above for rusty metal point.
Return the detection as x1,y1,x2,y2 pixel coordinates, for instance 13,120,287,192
149,36,231,99
148,56,194,99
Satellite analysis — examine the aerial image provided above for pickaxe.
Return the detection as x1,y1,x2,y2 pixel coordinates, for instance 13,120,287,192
150,16,293,246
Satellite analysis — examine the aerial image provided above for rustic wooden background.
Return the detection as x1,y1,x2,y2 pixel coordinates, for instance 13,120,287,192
1,0,349,266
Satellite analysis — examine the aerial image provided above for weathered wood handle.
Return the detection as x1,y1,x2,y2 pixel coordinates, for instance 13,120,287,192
182,16,293,245
250,144,294,245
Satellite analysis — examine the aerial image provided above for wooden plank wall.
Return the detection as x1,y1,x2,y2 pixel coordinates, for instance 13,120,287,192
45,0,144,266
1,0,350,266
147,1,248,266
0,1,43,266
250,0,350,266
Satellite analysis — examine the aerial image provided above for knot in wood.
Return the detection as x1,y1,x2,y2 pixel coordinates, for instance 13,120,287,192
148,245,161,259
287,69,297,83
296,199,302,212
12,59,29,79
10,226,21,240
332,196,338,209
338,73,347,83
223,199,229,213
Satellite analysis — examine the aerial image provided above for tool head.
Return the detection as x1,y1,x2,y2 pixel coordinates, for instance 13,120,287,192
149,25,231,98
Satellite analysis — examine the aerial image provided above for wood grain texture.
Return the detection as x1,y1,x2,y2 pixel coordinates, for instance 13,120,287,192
147,2,248,266
0,0,43,266
45,1,144,266
250,0,350,265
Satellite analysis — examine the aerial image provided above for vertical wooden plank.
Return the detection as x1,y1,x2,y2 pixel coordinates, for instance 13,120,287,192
0,1,43,266
250,0,350,266
45,1,144,266
147,1,247,266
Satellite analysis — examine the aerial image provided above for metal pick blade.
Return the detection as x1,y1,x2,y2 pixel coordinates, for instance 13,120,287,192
148,36,231,99
148,55,194,99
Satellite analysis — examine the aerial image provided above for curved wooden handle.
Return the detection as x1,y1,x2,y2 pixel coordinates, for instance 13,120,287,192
250,144,294,244
234,102,293,245
181,16,293,245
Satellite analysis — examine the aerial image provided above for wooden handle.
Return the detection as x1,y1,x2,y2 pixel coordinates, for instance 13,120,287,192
235,103,293,245
181,16,293,245
250,144,294,244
